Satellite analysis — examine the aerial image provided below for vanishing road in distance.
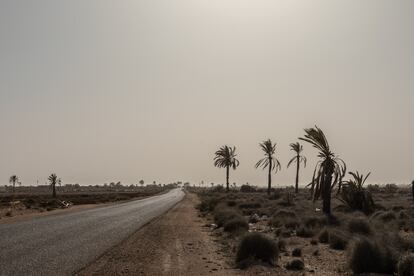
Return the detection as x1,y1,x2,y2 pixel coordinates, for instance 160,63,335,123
0,188,185,276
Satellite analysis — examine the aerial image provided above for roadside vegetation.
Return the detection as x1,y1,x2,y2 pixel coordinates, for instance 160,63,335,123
0,183,174,219
196,126,414,275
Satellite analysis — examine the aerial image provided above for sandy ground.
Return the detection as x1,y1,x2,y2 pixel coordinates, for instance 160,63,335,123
77,193,240,276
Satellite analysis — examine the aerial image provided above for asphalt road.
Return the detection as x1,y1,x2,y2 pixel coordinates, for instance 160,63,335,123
0,188,185,276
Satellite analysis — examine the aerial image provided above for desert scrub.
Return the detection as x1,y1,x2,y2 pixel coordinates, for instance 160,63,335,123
348,237,397,274
371,210,397,223
236,233,278,268
303,216,327,229
347,218,372,236
398,254,414,276
292,247,302,257
318,227,330,243
213,208,241,227
328,230,349,250
285,259,304,271
296,225,314,238
223,217,248,233
197,195,220,213
269,209,298,228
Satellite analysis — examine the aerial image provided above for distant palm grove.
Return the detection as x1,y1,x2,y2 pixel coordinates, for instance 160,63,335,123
214,126,369,214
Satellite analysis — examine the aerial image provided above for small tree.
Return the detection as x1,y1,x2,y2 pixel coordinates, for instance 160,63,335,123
9,175,19,194
300,126,346,215
340,171,375,214
48,174,58,198
255,139,281,195
287,142,307,194
214,145,240,192
139,180,145,187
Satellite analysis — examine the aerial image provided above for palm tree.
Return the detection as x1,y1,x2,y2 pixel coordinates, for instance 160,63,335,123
48,173,58,198
340,171,374,213
299,126,346,215
255,139,281,195
9,175,19,194
214,145,240,192
287,142,307,194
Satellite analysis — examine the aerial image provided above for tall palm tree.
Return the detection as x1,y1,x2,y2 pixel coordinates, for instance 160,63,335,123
255,139,281,195
299,126,346,215
9,175,19,194
287,142,307,194
214,145,240,192
48,173,58,198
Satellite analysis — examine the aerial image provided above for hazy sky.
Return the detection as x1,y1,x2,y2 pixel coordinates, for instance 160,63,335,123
1,1,413,186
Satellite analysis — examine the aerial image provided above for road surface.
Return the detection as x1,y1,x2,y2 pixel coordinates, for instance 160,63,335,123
0,188,185,276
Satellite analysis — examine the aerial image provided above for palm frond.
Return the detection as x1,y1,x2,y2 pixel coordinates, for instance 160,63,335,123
213,145,240,170
255,139,281,173
287,156,296,168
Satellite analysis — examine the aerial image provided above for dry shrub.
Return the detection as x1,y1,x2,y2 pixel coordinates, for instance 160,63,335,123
223,217,248,233
329,230,349,250
197,195,220,212
318,228,330,243
214,208,241,227
398,254,414,276
347,218,372,236
348,237,397,274
236,233,279,268
292,247,302,257
239,202,261,209
277,239,287,252
296,225,314,238
303,216,327,229
377,211,397,222
285,259,304,271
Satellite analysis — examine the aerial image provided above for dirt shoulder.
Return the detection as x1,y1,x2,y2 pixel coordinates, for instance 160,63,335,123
77,193,240,276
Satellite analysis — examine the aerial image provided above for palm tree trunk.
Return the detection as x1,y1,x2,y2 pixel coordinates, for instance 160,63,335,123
295,155,300,194
267,157,272,195
226,165,229,192
412,181,414,202
322,165,334,215
52,183,56,198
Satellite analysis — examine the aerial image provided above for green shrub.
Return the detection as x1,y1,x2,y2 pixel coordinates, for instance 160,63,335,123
348,237,397,274
236,233,279,268
223,217,249,233
398,254,414,276
348,218,372,235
